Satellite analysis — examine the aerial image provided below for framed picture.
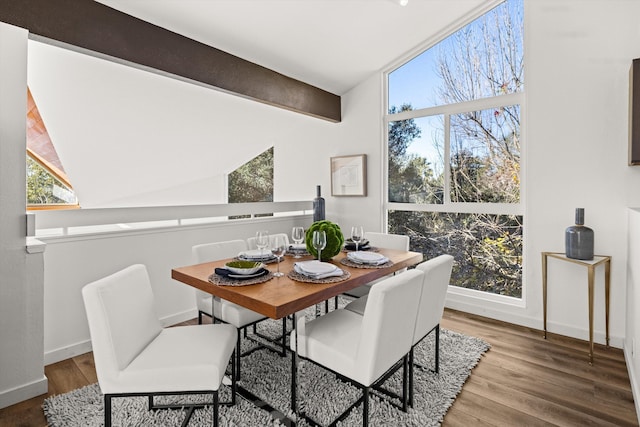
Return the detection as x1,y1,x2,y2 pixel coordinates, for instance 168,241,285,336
330,154,367,196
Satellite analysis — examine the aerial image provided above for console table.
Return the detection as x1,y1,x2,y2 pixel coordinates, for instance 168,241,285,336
541,252,611,364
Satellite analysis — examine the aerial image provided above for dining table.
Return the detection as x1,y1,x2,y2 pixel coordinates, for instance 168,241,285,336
171,247,423,423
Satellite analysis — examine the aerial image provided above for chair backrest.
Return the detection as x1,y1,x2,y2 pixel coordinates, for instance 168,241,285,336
82,264,162,385
354,269,423,386
413,255,454,345
246,233,290,250
192,239,248,264
364,232,409,251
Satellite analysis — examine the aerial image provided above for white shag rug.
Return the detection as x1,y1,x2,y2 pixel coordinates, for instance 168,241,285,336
44,306,490,426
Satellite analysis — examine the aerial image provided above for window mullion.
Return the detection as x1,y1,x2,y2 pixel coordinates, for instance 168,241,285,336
444,114,451,205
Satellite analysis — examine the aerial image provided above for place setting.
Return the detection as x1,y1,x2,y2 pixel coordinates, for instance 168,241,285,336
208,260,273,286
343,225,376,252
237,231,279,264
286,226,310,257
287,229,350,283
209,232,289,286
341,250,393,269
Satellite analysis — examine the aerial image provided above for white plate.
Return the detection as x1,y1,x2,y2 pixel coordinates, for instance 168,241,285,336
239,249,276,260
348,251,386,263
294,260,337,275
228,269,267,279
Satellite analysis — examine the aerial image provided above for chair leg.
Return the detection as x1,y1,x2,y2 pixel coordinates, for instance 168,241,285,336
334,295,339,310
198,310,203,324
213,390,219,427
402,354,409,412
409,348,415,408
363,387,369,427
236,329,242,380
104,394,112,427
435,324,440,374
281,318,287,356
231,349,237,405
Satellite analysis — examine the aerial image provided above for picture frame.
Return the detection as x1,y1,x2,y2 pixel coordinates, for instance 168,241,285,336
330,154,367,196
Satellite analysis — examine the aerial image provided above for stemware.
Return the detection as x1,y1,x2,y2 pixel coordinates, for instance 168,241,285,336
271,235,287,277
291,226,305,259
350,225,364,252
255,230,269,257
312,230,327,262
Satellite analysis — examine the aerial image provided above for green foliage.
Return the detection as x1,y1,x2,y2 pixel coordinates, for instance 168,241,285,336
305,220,345,261
228,147,273,203
26,157,74,205
389,211,522,297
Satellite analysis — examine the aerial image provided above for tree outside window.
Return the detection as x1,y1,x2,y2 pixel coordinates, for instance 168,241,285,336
387,0,523,298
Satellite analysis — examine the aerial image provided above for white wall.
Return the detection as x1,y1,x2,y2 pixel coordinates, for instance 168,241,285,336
523,0,640,346
41,215,307,364
27,40,339,208
0,22,47,409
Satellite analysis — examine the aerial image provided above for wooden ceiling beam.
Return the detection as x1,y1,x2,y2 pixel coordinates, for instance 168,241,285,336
0,0,341,122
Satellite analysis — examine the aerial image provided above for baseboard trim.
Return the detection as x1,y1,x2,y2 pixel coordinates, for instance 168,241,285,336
445,299,624,348
0,375,48,409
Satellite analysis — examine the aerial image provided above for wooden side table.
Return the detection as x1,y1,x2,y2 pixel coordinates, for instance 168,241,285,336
542,252,611,364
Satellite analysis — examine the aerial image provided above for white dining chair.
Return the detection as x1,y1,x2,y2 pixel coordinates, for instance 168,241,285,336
345,254,454,407
82,264,237,427
342,231,410,299
409,254,454,405
246,232,290,250
193,239,287,380
291,269,424,426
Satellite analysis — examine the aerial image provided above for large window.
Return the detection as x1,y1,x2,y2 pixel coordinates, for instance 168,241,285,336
386,0,523,298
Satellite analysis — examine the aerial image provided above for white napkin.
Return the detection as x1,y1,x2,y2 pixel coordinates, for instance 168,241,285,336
239,249,276,260
347,251,390,265
294,260,344,279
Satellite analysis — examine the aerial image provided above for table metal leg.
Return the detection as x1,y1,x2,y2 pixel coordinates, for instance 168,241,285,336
588,265,595,364
291,312,297,415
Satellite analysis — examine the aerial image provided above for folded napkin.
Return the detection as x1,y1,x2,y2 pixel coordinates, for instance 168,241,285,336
294,260,344,279
347,251,390,265
289,244,307,251
239,249,276,260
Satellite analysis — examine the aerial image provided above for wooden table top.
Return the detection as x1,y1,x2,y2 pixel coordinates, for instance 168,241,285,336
171,249,423,319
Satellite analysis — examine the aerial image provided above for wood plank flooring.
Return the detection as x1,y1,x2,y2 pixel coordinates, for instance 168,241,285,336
1,309,637,426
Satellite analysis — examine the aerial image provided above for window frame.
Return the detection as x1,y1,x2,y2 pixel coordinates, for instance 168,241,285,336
382,3,525,303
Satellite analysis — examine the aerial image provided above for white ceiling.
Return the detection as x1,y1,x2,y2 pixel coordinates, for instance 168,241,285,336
97,0,496,95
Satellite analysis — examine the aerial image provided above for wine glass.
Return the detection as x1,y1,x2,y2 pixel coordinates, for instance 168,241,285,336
271,235,287,277
350,226,364,252
312,230,327,262
291,226,305,259
256,230,269,257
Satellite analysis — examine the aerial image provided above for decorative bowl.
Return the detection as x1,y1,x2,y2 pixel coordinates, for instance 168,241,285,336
225,260,264,275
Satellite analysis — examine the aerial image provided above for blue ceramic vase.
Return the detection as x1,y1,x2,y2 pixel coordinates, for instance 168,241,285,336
565,208,594,260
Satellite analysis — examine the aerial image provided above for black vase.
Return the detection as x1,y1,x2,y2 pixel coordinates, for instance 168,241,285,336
565,208,594,260
313,185,325,222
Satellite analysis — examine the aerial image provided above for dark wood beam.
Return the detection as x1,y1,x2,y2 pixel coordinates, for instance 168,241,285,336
0,0,341,122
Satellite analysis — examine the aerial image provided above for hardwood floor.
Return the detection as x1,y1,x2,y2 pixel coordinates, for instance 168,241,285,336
1,309,637,426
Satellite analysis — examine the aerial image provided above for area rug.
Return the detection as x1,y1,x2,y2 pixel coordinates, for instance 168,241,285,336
44,307,490,426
